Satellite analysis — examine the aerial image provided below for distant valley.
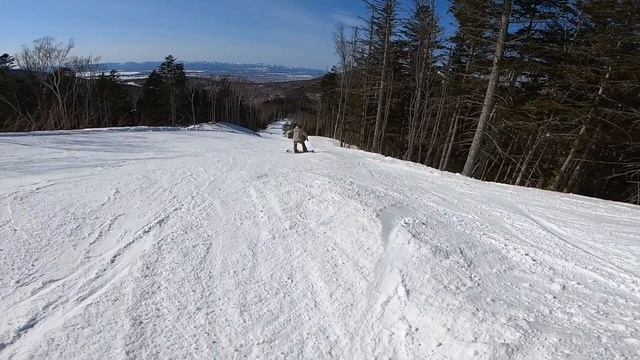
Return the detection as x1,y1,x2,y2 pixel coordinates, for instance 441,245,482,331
99,61,326,83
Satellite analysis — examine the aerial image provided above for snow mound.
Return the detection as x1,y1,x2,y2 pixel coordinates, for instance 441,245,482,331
0,124,639,359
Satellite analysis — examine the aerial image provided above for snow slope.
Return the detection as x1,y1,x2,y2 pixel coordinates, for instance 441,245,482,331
1,121,639,359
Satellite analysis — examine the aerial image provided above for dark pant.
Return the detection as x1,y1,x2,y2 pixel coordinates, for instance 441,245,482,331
294,141,308,153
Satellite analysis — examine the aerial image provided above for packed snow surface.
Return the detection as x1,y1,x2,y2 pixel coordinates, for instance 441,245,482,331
1,121,639,359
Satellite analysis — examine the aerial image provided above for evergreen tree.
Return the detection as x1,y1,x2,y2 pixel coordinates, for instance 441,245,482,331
401,0,442,162
463,0,513,176
365,0,399,152
445,0,495,172
158,55,188,125
94,70,132,127
139,70,168,125
0,53,15,70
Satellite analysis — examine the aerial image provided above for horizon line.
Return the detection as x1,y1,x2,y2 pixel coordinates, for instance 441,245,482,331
97,59,328,71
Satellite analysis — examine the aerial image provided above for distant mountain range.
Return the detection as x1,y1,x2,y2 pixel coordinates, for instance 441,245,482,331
98,61,327,83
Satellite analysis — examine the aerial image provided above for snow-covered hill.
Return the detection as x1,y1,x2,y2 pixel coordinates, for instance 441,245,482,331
1,122,639,359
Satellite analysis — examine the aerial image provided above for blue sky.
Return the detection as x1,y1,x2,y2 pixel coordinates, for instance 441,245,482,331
1,0,454,69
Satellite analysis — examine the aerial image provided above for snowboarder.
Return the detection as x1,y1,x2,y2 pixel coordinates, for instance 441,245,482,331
287,124,308,153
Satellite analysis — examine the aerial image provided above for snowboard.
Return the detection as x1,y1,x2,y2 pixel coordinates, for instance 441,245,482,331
286,149,315,153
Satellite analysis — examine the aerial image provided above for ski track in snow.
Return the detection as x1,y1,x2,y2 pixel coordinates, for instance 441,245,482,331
0,122,639,359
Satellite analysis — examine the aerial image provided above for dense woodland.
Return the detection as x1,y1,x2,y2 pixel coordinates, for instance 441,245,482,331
299,0,640,204
1,0,639,204
0,44,263,132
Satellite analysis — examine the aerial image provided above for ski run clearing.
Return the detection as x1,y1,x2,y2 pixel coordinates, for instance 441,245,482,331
1,121,639,360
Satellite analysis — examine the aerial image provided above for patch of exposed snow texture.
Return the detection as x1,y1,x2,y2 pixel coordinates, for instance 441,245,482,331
1,121,639,359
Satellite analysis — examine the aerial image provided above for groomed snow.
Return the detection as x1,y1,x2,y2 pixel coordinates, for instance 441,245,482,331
1,121,639,359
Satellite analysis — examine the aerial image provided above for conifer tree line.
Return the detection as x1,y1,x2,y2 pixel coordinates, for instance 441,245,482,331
306,0,640,204
0,38,262,132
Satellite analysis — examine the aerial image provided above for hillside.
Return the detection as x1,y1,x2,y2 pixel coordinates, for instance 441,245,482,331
0,122,639,359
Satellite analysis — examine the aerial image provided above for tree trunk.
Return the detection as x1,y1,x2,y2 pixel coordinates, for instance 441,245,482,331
441,112,459,171
549,124,587,191
515,134,543,186
191,92,196,125
315,100,321,135
462,0,512,176
372,1,395,153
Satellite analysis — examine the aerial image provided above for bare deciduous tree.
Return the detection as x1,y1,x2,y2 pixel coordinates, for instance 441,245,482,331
17,37,76,129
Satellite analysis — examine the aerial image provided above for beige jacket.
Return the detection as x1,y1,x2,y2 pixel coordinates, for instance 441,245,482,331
288,128,308,142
